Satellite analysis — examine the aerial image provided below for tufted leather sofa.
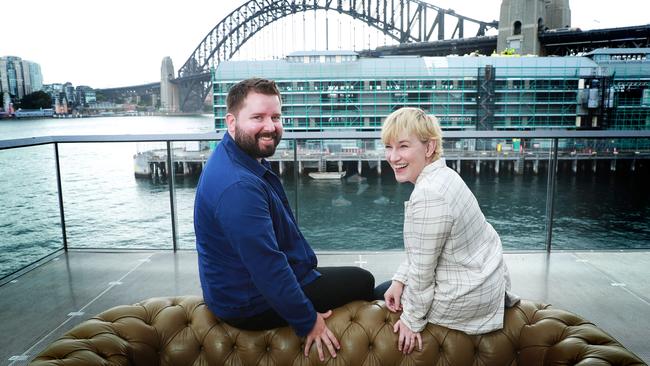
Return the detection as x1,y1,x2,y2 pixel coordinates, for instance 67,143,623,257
30,296,645,365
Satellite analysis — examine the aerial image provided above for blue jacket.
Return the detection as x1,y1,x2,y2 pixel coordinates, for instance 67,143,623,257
194,133,320,336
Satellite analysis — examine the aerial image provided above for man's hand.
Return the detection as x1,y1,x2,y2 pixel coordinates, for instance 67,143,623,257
384,280,404,312
304,310,340,361
393,319,422,355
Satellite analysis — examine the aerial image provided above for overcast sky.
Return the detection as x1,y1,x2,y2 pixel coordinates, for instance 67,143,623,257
1,0,646,88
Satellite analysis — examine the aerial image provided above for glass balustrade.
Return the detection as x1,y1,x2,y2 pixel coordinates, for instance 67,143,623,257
1,131,648,281
57,142,173,250
0,144,62,278
552,138,650,249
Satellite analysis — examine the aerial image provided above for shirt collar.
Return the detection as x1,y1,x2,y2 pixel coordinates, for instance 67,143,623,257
222,132,270,178
416,158,447,184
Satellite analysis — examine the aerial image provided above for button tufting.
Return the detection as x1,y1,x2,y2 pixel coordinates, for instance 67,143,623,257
28,298,644,365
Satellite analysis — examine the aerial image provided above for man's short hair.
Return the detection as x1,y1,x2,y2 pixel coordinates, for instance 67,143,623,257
226,78,281,115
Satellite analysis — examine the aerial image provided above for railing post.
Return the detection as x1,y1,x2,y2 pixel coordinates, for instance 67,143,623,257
54,143,68,251
544,138,559,252
293,138,299,224
166,141,178,251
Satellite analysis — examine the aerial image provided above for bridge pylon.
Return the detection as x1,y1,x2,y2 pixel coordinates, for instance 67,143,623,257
160,57,180,113
497,0,571,55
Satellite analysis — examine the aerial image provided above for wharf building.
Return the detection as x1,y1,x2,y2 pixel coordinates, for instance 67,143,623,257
212,49,649,132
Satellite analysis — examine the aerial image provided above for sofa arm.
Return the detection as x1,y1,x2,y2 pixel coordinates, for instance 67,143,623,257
29,318,132,366
516,303,646,365
30,301,165,366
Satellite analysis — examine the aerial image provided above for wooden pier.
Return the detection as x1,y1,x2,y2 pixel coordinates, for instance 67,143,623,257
134,146,650,180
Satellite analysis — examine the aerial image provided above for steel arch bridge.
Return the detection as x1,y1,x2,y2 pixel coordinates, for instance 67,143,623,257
175,0,498,112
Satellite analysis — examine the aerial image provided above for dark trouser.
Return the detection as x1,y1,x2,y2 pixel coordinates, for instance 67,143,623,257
223,266,375,332
374,280,392,300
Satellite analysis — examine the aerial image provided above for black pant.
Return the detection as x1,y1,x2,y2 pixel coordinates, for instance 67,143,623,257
223,266,375,331
374,280,392,301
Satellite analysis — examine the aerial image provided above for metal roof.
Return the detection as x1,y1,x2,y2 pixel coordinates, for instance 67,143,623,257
287,50,359,57
585,48,650,55
214,55,602,81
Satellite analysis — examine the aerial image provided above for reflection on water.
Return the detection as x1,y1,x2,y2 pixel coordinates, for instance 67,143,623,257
1,116,649,278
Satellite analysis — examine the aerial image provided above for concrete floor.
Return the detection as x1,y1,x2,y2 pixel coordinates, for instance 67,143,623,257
1,250,649,365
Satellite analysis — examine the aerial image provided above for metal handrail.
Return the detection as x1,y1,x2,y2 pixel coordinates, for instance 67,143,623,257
1,129,650,150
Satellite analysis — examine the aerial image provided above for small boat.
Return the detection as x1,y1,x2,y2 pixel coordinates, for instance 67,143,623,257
308,171,346,179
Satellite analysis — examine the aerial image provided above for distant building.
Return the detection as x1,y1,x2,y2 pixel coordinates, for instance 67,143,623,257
54,94,70,115
1,92,13,113
28,62,43,92
0,56,44,102
44,83,73,114
43,83,63,97
62,82,76,106
75,85,96,106
43,84,60,107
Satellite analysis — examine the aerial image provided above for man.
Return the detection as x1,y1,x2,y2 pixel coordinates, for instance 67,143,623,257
194,78,375,361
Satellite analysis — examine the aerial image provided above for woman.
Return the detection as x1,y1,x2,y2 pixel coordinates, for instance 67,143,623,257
380,107,518,354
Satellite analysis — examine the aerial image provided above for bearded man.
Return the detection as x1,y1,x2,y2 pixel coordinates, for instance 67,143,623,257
194,78,376,361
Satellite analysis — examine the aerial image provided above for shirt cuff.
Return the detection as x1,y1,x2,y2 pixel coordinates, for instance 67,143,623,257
293,309,318,337
392,273,408,284
400,313,427,333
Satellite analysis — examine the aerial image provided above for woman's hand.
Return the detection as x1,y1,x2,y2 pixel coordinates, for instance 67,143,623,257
304,310,340,361
384,280,404,312
393,319,422,354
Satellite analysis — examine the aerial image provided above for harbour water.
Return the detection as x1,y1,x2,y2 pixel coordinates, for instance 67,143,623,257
1,115,649,278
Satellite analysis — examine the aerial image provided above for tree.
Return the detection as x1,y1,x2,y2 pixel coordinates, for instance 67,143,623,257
19,91,52,109
95,91,107,102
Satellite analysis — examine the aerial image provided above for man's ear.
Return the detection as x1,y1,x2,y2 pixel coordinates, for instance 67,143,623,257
225,113,236,135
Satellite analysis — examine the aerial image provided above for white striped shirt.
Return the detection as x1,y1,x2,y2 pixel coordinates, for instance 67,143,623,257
393,158,512,334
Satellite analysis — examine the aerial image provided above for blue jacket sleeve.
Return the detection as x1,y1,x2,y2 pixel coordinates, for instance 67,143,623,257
215,180,317,336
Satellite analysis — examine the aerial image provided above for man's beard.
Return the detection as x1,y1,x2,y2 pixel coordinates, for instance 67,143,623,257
234,125,281,159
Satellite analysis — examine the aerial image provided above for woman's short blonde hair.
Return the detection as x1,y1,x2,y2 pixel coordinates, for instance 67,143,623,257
381,107,444,161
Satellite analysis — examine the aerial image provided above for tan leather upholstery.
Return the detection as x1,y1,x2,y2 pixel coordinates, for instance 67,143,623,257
30,296,645,365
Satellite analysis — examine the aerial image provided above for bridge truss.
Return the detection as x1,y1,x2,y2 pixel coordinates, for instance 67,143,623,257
175,0,498,111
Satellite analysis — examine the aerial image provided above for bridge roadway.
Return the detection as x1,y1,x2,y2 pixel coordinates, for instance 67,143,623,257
367,24,650,57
